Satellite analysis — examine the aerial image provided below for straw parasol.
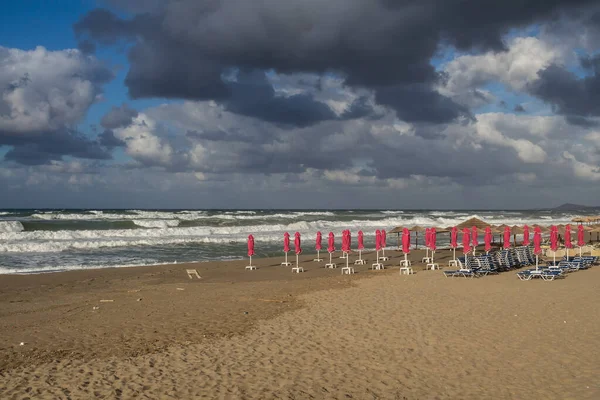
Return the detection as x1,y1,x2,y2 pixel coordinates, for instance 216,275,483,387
409,225,426,249
572,217,586,223
389,226,404,249
389,226,404,234
456,217,491,230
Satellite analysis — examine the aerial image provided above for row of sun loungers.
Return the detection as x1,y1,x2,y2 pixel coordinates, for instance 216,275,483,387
443,247,597,279
517,255,597,281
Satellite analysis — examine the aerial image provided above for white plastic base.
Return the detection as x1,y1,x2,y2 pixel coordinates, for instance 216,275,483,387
372,263,384,270
426,263,439,270
341,266,355,274
245,266,257,270
399,266,414,275
354,259,366,265
292,267,304,273
325,263,337,268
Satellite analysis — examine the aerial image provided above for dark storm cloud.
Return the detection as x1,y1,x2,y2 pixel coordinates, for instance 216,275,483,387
2,129,112,165
101,104,139,129
514,104,526,112
75,0,599,125
529,63,600,118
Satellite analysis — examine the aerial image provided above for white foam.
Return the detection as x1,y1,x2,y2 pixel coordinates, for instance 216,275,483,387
132,219,180,228
0,212,575,254
0,221,24,233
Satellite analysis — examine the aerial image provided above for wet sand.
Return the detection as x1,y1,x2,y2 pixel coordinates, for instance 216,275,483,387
1,248,599,399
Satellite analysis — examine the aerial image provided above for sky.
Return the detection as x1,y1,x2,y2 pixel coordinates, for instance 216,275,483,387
2,0,600,209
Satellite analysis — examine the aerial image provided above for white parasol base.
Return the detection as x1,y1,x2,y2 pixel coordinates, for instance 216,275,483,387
281,252,292,266
313,250,323,262
325,252,337,268
354,250,366,264
246,256,256,270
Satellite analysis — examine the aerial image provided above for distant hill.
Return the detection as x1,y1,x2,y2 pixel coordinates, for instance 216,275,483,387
553,203,599,211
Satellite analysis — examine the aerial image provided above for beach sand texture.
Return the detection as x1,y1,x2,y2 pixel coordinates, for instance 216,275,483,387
1,250,599,399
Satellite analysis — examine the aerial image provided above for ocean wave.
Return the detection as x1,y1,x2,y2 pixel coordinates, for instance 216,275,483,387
0,221,25,233
0,212,575,254
132,219,180,229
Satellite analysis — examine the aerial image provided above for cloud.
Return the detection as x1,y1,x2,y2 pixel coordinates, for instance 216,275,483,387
529,61,600,119
0,46,114,164
75,0,599,125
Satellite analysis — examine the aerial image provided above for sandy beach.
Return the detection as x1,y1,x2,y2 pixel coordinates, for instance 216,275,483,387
1,248,599,399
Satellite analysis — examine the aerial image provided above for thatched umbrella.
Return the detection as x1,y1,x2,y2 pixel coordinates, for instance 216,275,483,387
511,225,524,246
409,225,426,249
572,217,586,223
390,226,404,249
456,217,491,230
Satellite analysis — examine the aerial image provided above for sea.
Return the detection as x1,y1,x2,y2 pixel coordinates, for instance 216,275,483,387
0,209,593,274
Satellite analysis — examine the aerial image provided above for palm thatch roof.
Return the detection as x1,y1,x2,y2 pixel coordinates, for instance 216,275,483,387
389,226,404,234
408,225,427,232
455,217,491,230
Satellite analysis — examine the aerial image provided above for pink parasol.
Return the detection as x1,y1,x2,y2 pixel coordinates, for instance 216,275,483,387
564,224,573,249
294,232,302,255
450,226,458,263
342,230,350,252
430,228,437,252
375,229,382,251
247,234,255,257
550,225,558,264
462,228,471,255
550,226,558,252
484,226,492,253
358,230,365,250
577,224,585,257
425,228,431,248
450,227,458,248
564,224,573,259
503,226,511,249
284,232,290,252
402,228,411,254
471,226,478,252
316,231,322,251
328,232,335,253
533,227,542,270
533,227,542,255
523,225,530,246
577,224,585,247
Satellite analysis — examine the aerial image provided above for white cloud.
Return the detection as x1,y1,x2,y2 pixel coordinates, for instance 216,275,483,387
440,36,566,103
0,46,111,135
562,151,600,181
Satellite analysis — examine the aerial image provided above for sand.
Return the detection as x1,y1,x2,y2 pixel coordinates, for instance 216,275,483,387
1,248,599,399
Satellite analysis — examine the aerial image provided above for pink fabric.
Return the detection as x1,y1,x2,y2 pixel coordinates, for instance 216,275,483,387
327,232,335,253
523,225,530,246
357,230,364,250
402,228,411,254
484,227,492,253
462,228,471,254
471,226,478,249
375,230,382,251
283,232,290,252
425,228,431,248
533,227,542,255
550,226,558,252
450,227,458,249
564,225,573,249
294,232,302,255
503,226,511,249
430,228,437,251
247,235,255,257
315,231,322,251
577,224,585,247
381,229,387,248
342,230,351,252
